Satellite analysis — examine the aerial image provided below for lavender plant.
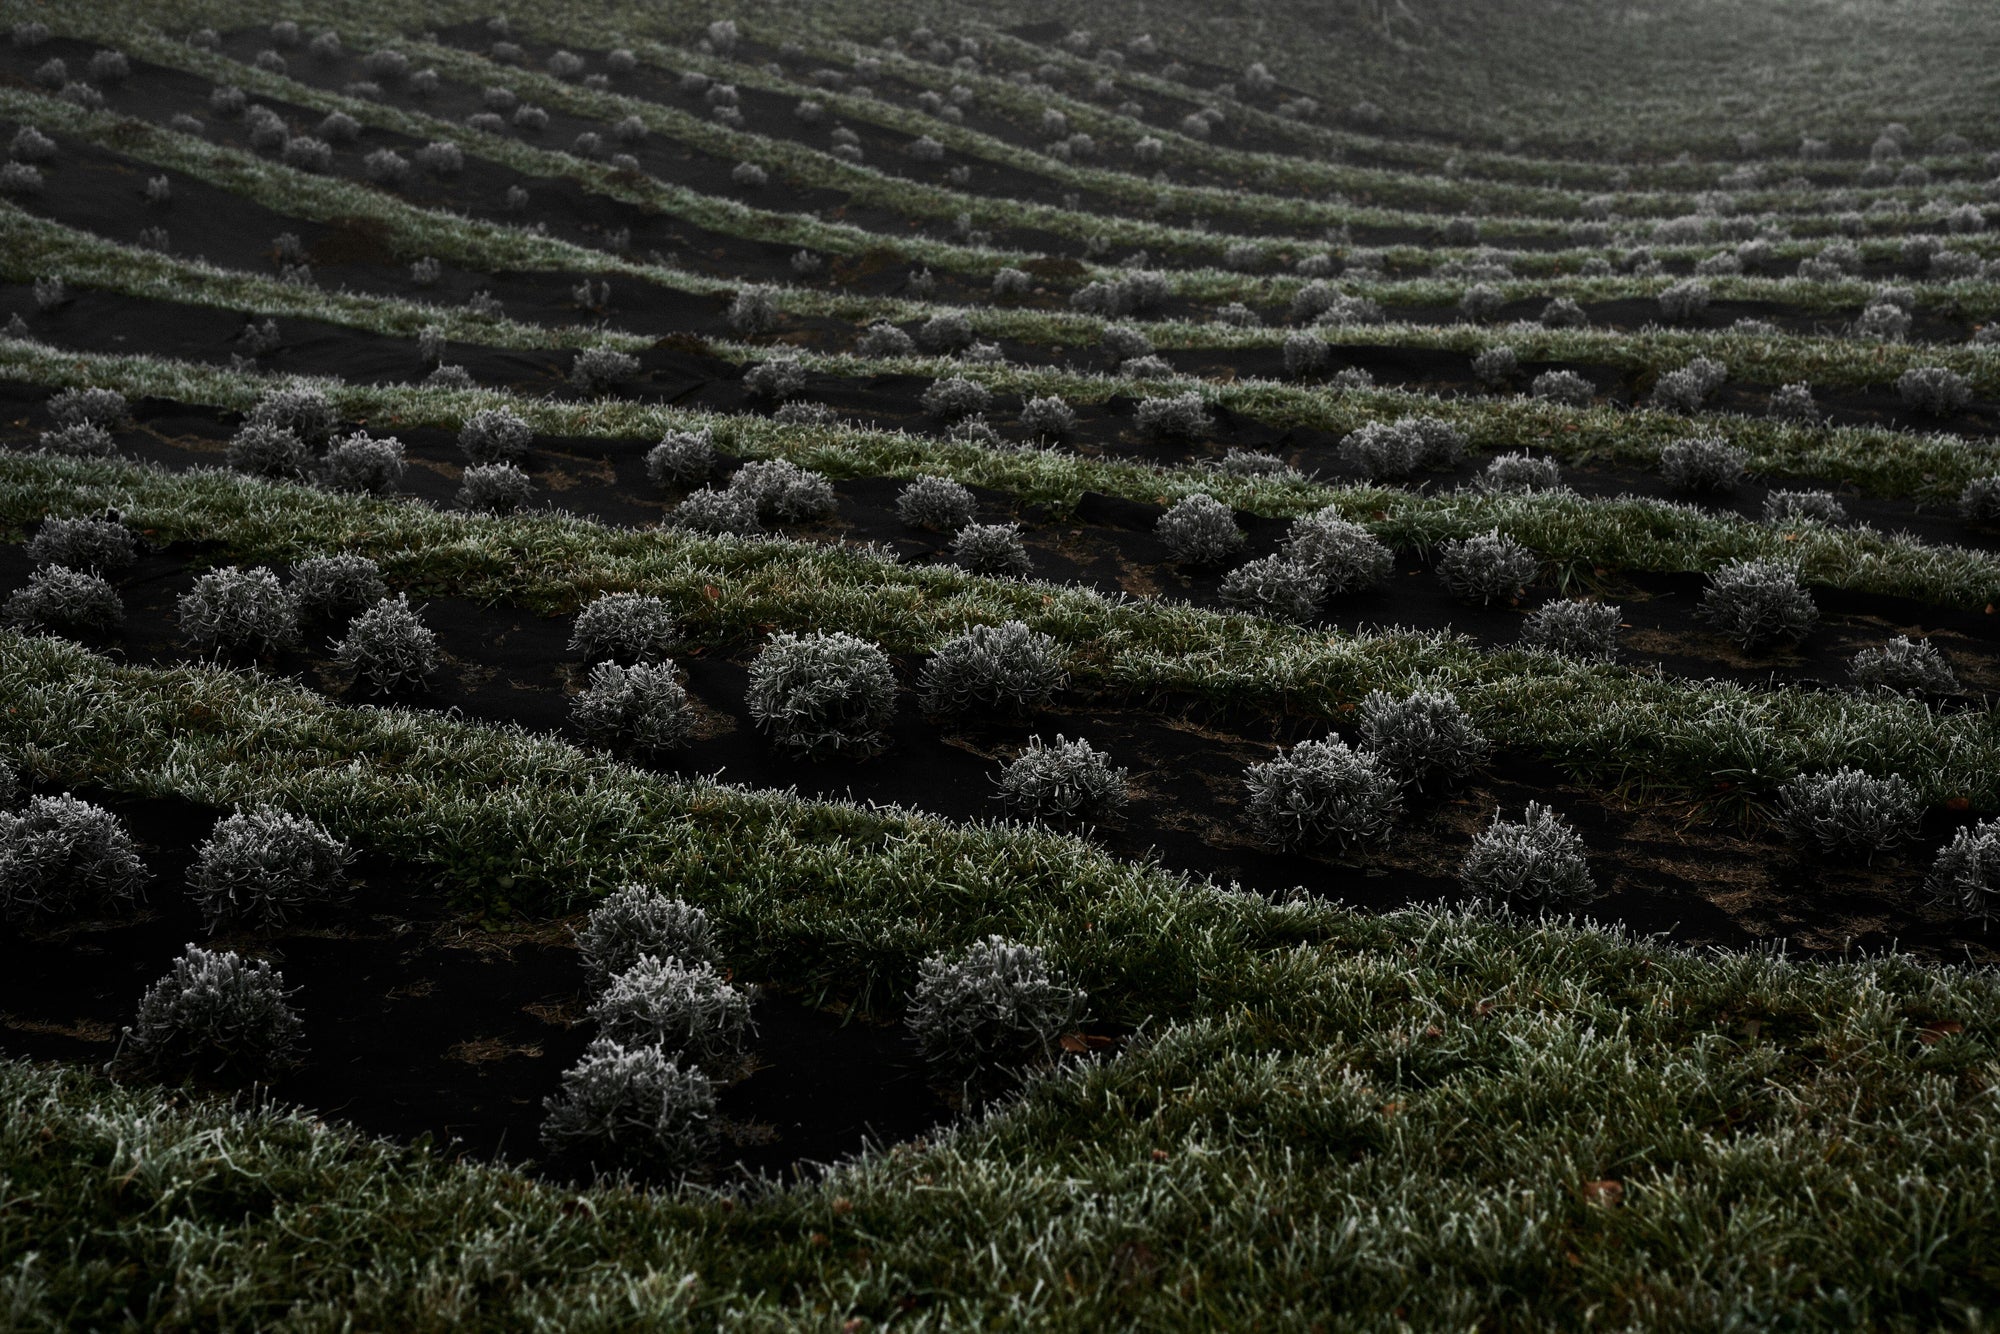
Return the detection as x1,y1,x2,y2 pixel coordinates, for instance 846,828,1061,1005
123,945,304,1075
1776,768,1919,859
333,595,439,694
918,621,1066,718
1242,737,1402,852
994,735,1126,824
187,806,353,928
1460,803,1595,905
0,793,147,921
746,631,898,760
573,661,697,759
906,936,1087,1079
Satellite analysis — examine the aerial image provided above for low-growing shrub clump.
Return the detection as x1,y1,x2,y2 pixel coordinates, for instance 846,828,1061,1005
1697,559,1817,651
906,936,1087,1080
0,793,147,922
1777,768,1920,859
333,595,439,695
645,430,717,489
577,885,716,988
1762,490,1847,526
1956,476,2000,525
1519,599,1622,662
1928,819,2000,924
896,475,977,532
1219,555,1324,623
177,567,298,656
244,384,336,446
1155,494,1244,565
1242,737,1402,853
1018,395,1076,442
457,409,531,464
1650,357,1728,413
539,1037,716,1175
1768,382,1820,424
123,945,305,1076
1849,635,1957,695
670,488,762,536
570,346,639,395
457,463,534,514
1436,531,1537,605
187,805,352,929
728,459,836,525
225,423,312,480
321,431,406,494
950,523,1032,577
590,955,755,1074
994,735,1126,824
746,631,897,760
5,566,124,637
24,514,138,576
1479,452,1564,494
1358,689,1489,793
1529,370,1593,406
1896,366,1973,417
570,593,678,664
919,621,1066,718
922,376,993,421
742,356,808,402
1460,803,1595,905
1657,279,1711,323
1136,393,1211,442
1659,437,1748,495
48,387,128,428
573,661,696,759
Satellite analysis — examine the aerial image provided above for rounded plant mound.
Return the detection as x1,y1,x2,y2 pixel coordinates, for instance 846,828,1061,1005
1460,803,1595,905
539,1036,717,1175
0,793,148,922
906,936,1088,1079
919,621,1066,718
187,805,353,929
123,943,305,1075
1242,737,1403,852
994,735,1127,824
745,630,898,761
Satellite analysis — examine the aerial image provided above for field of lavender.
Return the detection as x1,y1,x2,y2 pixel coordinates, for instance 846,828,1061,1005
1,2,1998,1326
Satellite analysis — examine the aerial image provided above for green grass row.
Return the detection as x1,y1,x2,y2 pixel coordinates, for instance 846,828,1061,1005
1,629,1997,1327
3,450,1996,814
7,335,2000,606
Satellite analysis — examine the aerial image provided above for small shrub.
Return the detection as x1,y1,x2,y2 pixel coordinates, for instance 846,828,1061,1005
124,945,304,1075
1520,599,1622,661
5,563,124,638
995,735,1125,824
569,346,640,395
1337,420,1421,481
1657,279,1711,323
1101,325,1153,367
591,955,754,1074
225,423,312,480
321,431,406,495
1959,476,2000,524
1218,555,1323,623
1285,510,1393,598
1018,395,1075,441
742,356,809,402
457,409,531,465
25,514,138,575
896,475,977,532
1928,820,2000,925
1479,452,1564,495
1529,369,1594,406
727,286,779,336
188,806,351,929
457,462,534,514
1696,558,1818,651
1136,393,1211,442
1897,366,1973,417
1458,284,1506,323
1659,437,1748,495
991,267,1032,298
1650,357,1728,413
856,322,916,357
922,376,993,421
280,136,333,173
31,424,114,458
1762,489,1847,525
731,161,768,188
577,886,716,987
1208,449,1299,481
289,554,386,623
1282,332,1331,379
1540,297,1589,329
670,488,763,536
364,148,410,186
178,567,297,656
539,1037,716,1174
415,141,463,177
1436,531,1538,605
1767,382,1820,425
245,384,336,446
1242,737,1402,853
728,459,836,525
919,621,1065,718
1473,346,1519,388
907,936,1087,1078
1460,803,1594,905
334,594,439,694
1155,494,1244,566
918,312,975,354
1777,768,1919,859
49,387,129,428
951,523,1032,577
563,592,677,665
1849,635,1957,695
642,430,717,491
1853,301,1911,341
747,631,897,760
0,793,147,921
573,661,696,759
1358,689,1489,793
8,126,55,163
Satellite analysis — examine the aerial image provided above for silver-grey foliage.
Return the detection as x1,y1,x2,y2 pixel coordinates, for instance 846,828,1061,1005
333,594,439,694
746,630,898,760
1896,366,1973,417
589,954,755,1074
188,805,352,929
457,462,534,514
571,346,639,395
457,408,531,464
1849,635,1958,695
1697,558,1817,651
226,423,313,480
177,566,298,656
1657,279,1712,323
320,431,406,494
728,459,836,525
1435,531,1537,605
951,523,1032,577
288,554,386,625
1242,737,1402,852
4,566,124,637
1960,476,2000,524
1528,369,1593,407
1472,346,1519,388
0,793,147,921
1460,803,1594,905
906,936,1087,1078
539,1036,716,1174
1218,554,1324,623
1018,395,1076,441
922,375,993,420
570,593,678,663
124,944,304,1075
245,384,336,446
1659,437,1748,495
670,488,763,536
1155,494,1244,565
994,735,1126,824
856,322,917,357
1768,382,1820,425
1357,689,1489,793
573,661,696,759
1649,357,1728,413
1762,490,1847,526
727,286,779,335
577,885,717,989
742,355,809,402
47,387,127,428
645,430,717,489
1135,392,1211,442
1776,768,1920,859
1479,452,1565,494
1519,599,1622,662
919,621,1066,718
32,424,116,458
1928,819,2000,924
24,514,137,576
896,475,978,531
